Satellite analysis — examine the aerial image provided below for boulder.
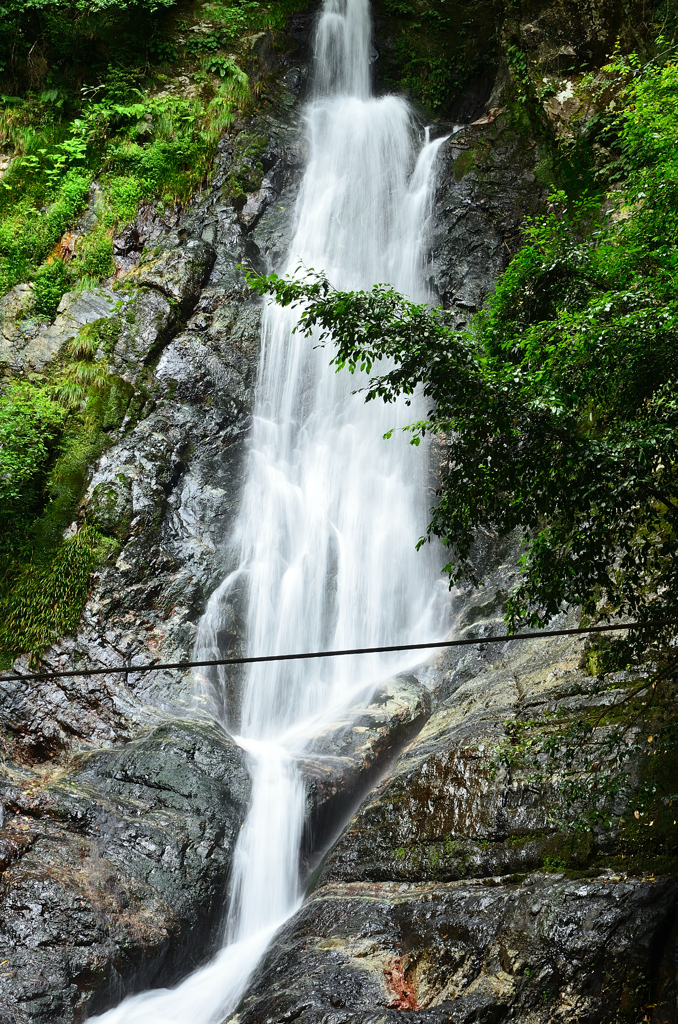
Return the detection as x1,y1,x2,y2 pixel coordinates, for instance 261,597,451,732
0,288,119,374
229,872,678,1024
122,240,216,312
0,718,250,1024
300,675,432,870
110,287,177,380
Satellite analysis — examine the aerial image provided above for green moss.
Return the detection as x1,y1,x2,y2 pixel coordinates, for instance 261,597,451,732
583,634,634,676
32,258,72,319
223,132,269,205
373,0,498,115
542,855,567,871
106,175,145,224
453,147,476,182
0,311,135,664
73,224,115,281
0,168,92,298
533,152,557,187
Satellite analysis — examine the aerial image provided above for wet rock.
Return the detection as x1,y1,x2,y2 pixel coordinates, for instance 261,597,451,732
154,300,260,413
0,718,250,1024
123,239,216,311
110,287,177,380
229,873,678,1024
239,180,277,228
87,474,135,542
428,116,544,319
300,675,432,869
0,285,40,376
317,619,612,885
0,288,119,374
0,282,33,325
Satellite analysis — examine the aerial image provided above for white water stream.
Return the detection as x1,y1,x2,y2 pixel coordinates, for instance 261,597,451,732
91,0,448,1019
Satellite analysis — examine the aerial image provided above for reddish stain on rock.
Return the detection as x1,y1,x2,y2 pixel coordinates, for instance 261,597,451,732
384,957,418,1010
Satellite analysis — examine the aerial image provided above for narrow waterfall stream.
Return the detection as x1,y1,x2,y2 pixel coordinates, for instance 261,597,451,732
91,0,448,1020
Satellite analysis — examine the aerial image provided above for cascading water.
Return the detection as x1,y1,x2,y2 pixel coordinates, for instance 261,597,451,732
90,1,448,1020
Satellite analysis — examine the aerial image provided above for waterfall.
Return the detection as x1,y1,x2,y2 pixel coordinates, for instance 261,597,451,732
89,0,448,1020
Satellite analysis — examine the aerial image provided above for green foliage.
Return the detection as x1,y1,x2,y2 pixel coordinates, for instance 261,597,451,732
0,0,309,305
92,86,242,208
0,59,248,301
542,855,567,871
0,382,65,507
0,314,127,663
73,224,114,280
0,167,91,297
505,42,530,103
0,0,174,96
202,0,263,37
106,174,145,222
202,0,306,37
0,525,101,665
32,256,71,318
51,330,111,408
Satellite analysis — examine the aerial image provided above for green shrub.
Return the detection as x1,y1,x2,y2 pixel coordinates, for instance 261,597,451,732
105,173,146,222
0,525,100,663
74,224,114,280
0,382,65,509
0,169,91,295
32,257,72,318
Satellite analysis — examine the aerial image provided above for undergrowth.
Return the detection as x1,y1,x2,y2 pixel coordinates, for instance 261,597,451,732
0,318,131,666
372,0,497,115
0,0,308,312
0,0,309,661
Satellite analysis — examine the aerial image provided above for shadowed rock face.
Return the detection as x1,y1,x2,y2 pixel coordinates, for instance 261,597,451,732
300,675,432,872
0,719,250,1024
229,874,678,1024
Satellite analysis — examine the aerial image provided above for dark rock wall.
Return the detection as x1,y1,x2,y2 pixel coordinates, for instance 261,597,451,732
0,719,250,1022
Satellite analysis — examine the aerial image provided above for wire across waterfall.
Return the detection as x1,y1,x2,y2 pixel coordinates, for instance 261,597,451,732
89,0,448,1020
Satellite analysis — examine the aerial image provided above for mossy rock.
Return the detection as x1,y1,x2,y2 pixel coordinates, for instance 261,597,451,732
87,474,134,541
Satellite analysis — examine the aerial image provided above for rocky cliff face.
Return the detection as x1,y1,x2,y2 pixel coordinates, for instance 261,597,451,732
0,48,313,1022
228,567,678,1024
1,0,673,1020
1,720,250,1021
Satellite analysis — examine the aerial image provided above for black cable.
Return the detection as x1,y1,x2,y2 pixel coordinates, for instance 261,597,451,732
2,617,677,685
